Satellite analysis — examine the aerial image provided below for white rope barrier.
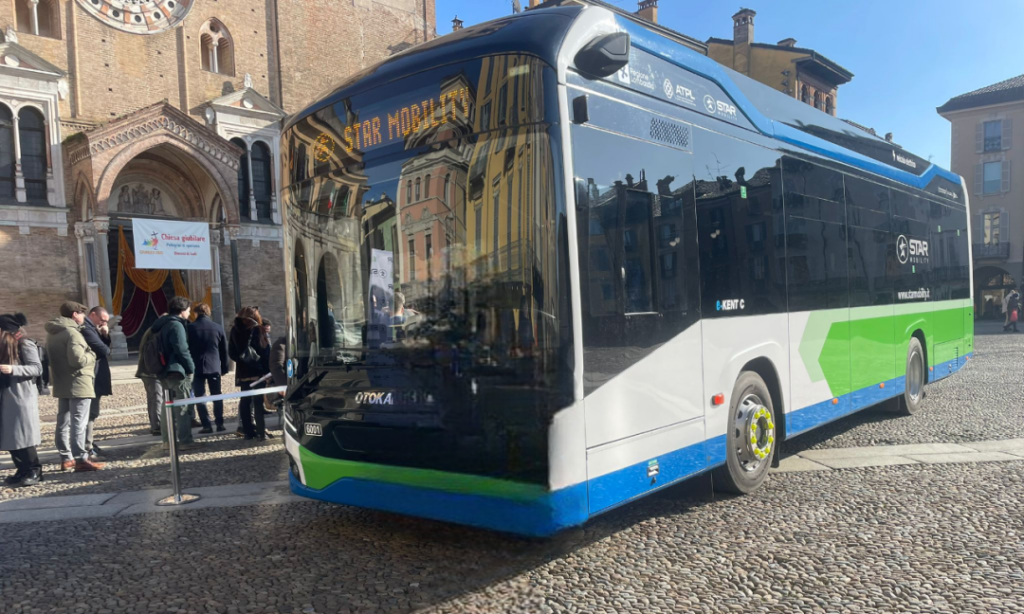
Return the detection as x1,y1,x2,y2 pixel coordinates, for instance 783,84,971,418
164,385,288,407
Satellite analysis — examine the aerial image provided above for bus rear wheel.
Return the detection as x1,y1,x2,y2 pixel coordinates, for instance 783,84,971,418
713,371,776,495
891,337,926,416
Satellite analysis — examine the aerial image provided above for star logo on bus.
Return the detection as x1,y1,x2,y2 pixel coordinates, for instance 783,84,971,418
663,78,674,99
897,235,909,264
704,94,717,114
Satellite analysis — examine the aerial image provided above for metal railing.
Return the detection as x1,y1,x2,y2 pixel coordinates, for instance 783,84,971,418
973,242,1010,260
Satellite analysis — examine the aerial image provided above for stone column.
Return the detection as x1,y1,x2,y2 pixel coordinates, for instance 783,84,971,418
94,217,128,360
12,115,25,203
29,0,39,36
211,229,225,327
211,39,220,74
44,119,56,206
246,141,258,220
227,224,242,315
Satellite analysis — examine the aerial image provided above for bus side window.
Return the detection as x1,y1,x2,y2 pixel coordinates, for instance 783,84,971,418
689,129,787,318
570,122,698,393
890,190,931,302
782,158,848,311
845,175,893,308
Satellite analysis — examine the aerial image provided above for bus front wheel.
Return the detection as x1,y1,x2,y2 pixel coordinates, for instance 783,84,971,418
713,371,776,495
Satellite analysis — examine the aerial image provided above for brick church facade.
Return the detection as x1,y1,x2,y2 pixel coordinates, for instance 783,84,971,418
0,0,434,357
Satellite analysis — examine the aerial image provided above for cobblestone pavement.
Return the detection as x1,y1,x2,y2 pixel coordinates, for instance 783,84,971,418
1,329,1022,613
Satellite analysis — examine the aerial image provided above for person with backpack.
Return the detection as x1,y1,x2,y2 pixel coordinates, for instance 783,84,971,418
135,324,164,436
0,314,44,487
146,297,200,449
229,306,271,441
46,301,102,472
187,303,229,434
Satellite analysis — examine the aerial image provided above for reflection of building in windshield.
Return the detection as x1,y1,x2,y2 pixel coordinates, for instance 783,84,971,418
397,73,474,307
382,54,557,362
284,101,372,372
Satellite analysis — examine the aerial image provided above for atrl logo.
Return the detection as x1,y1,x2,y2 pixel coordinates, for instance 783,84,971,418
142,233,159,248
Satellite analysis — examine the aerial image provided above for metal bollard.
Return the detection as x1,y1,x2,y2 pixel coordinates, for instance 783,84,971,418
156,389,201,507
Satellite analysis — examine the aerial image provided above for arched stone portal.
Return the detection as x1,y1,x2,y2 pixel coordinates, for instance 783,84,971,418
65,102,243,357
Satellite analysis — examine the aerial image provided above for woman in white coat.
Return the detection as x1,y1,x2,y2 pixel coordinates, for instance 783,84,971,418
0,313,43,487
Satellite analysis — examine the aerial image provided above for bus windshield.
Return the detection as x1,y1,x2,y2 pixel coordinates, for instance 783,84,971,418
281,55,572,482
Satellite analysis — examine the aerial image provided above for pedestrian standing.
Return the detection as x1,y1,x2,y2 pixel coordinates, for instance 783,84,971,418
0,314,44,487
228,307,271,441
81,306,112,460
1005,289,1020,333
46,301,103,472
136,322,164,436
149,297,199,450
188,303,229,434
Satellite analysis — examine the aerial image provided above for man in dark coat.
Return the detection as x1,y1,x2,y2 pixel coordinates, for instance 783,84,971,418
82,307,112,459
187,303,229,433
150,296,198,448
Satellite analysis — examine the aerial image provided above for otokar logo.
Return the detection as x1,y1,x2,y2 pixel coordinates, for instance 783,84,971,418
937,186,959,200
304,423,323,437
355,391,394,406
716,299,746,312
896,235,929,265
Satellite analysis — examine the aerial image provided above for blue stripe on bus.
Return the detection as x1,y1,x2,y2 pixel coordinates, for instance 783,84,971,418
787,376,906,437
929,354,971,382
288,473,588,538
587,436,717,515
612,16,963,191
787,352,972,437
290,354,972,536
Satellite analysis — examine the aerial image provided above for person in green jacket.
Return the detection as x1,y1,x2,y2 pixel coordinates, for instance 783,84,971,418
149,297,199,448
45,301,103,472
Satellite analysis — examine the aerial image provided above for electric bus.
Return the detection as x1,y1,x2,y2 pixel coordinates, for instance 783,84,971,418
279,4,972,536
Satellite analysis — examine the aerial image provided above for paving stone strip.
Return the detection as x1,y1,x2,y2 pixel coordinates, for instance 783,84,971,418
775,438,1024,472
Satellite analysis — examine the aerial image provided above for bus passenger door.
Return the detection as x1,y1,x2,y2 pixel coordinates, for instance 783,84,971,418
570,119,705,513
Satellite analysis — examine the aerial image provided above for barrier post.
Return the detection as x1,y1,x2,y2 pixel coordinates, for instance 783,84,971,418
156,389,201,507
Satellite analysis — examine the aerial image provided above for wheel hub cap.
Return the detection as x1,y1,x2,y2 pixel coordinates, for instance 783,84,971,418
735,396,775,472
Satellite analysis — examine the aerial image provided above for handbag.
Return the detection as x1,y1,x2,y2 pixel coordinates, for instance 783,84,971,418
1012,310,1019,323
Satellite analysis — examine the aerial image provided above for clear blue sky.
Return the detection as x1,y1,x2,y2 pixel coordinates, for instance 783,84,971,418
436,0,1024,170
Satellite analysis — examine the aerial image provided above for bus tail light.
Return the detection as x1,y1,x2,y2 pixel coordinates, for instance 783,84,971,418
712,393,725,406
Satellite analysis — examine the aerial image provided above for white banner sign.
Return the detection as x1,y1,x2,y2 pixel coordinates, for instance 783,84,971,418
132,219,212,270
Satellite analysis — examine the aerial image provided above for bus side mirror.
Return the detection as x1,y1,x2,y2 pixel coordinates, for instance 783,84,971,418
574,32,630,79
